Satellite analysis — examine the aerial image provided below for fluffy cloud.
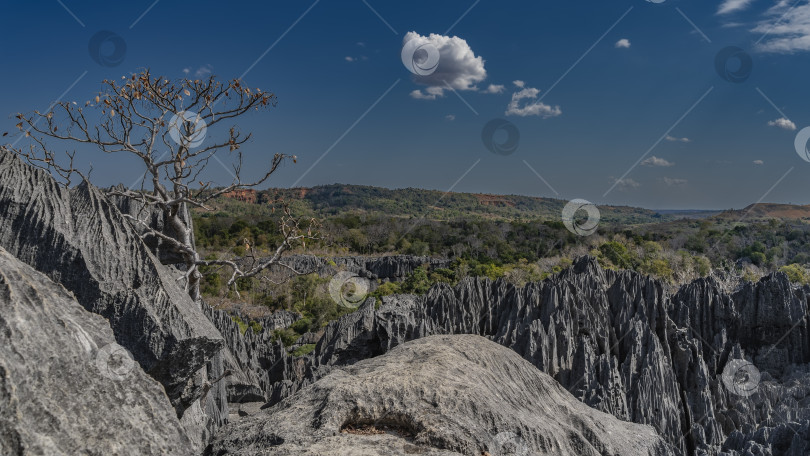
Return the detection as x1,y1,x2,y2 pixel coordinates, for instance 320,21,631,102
615,39,631,48
665,135,691,143
483,84,505,94
662,177,688,186
753,159,764,165
403,31,489,98
345,56,355,62
410,86,445,100
768,117,797,130
754,2,810,53
641,156,674,167
718,0,757,15
505,81,562,118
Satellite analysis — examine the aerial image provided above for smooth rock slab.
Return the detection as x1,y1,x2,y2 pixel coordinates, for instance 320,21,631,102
0,247,194,455
206,334,676,456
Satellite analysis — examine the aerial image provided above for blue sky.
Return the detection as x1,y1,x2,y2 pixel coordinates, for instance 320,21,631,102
2,0,810,210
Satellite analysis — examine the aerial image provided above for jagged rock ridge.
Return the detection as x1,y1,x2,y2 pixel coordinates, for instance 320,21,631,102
209,257,810,455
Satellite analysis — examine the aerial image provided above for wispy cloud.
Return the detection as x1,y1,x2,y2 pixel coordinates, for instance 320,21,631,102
718,0,757,15
665,135,691,143
662,177,688,186
641,156,675,167
183,64,213,78
505,81,562,118
768,117,797,130
445,114,455,121
753,159,764,165
610,177,641,190
754,2,810,53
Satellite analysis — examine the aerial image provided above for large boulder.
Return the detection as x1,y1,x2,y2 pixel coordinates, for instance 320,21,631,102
0,150,224,418
205,334,676,455
0,247,194,455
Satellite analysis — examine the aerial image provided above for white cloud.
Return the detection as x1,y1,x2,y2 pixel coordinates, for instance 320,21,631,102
505,85,562,118
403,31,488,98
445,114,455,121
753,159,764,165
345,56,355,62
662,177,688,186
483,84,505,94
641,156,674,167
182,67,190,75
665,135,691,143
611,177,641,190
410,86,445,100
754,2,810,53
512,80,525,88
767,117,797,130
615,39,631,49
718,0,757,15
193,64,213,78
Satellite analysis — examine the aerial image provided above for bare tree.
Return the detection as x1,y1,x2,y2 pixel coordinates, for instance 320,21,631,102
5,69,318,302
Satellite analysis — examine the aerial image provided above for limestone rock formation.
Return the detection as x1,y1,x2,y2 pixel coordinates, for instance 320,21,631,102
0,150,224,419
207,256,810,455
0,247,195,455
205,335,676,456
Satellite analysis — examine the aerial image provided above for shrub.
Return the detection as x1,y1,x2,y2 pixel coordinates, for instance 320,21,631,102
779,264,807,284
290,344,316,357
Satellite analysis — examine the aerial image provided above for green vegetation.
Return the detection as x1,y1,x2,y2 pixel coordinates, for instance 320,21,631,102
290,344,316,357
197,186,810,342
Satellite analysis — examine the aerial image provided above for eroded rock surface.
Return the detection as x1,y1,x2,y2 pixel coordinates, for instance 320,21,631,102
0,151,224,419
0,247,194,455
209,256,810,455
206,334,675,456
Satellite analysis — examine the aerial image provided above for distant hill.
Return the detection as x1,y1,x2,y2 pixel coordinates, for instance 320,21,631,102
206,184,669,225
716,203,810,221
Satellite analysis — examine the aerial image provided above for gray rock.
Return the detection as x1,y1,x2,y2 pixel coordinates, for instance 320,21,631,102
0,150,224,418
0,247,194,455
211,256,810,455
205,334,676,456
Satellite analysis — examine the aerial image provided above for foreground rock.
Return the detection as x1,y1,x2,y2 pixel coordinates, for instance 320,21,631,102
206,335,675,456
0,247,194,455
207,256,810,455
0,150,224,421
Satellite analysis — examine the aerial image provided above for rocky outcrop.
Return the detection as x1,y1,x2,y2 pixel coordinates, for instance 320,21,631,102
206,335,676,456
0,150,224,420
214,256,810,455
0,247,195,455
